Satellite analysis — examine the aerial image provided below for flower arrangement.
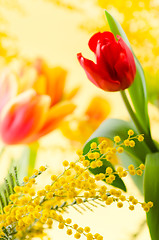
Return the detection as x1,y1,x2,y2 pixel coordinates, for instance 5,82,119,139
77,11,159,240
0,132,152,240
0,3,159,240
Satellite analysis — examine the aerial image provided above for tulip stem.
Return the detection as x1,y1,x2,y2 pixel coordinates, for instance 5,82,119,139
0,146,5,160
120,90,158,153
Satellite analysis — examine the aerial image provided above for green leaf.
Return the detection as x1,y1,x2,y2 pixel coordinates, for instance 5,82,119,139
105,10,150,134
144,152,159,240
0,166,20,211
129,60,150,134
83,137,126,192
83,138,99,156
85,118,150,193
0,142,39,211
145,70,159,107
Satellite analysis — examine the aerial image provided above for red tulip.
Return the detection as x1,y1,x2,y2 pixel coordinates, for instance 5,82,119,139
77,32,136,91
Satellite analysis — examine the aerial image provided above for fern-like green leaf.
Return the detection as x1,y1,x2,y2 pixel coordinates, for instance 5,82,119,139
0,166,20,212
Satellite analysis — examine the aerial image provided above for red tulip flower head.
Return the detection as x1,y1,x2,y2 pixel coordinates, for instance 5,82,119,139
77,32,136,91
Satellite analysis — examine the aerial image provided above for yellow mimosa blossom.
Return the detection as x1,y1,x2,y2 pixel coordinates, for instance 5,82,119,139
0,133,152,239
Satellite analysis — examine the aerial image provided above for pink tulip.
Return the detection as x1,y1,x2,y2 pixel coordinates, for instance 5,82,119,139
0,63,76,144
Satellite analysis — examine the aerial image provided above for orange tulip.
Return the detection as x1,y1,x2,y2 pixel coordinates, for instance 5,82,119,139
60,96,110,145
0,60,76,144
32,58,67,106
85,96,110,129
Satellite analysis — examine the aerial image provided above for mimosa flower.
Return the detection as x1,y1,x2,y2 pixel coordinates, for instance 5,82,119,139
77,31,136,91
0,60,76,144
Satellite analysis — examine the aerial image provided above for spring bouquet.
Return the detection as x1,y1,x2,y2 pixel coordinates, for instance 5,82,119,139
77,11,159,240
0,8,158,240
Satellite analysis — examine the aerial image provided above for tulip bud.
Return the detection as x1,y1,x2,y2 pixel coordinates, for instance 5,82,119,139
77,31,136,92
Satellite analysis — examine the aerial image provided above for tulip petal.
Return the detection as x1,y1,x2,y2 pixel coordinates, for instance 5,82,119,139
96,42,119,80
64,86,80,100
77,53,101,88
33,58,43,74
34,59,67,106
32,75,47,95
77,53,120,91
0,69,18,112
88,32,103,53
32,101,76,140
96,42,108,70
0,90,51,144
33,59,67,106
89,31,115,53
101,42,120,70
45,66,67,106
85,96,110,128
114,53,133,89
117,35,136,78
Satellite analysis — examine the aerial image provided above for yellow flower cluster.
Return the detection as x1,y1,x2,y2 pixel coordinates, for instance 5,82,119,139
0,168,103,240
114,130,144,147
0,130,152,239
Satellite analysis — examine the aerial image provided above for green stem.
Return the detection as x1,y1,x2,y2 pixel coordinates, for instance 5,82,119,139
27,141,39,177
0,146,6,160
120,90,158,153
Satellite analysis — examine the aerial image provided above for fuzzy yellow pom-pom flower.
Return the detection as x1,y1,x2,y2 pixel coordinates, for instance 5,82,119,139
0,132,152,239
